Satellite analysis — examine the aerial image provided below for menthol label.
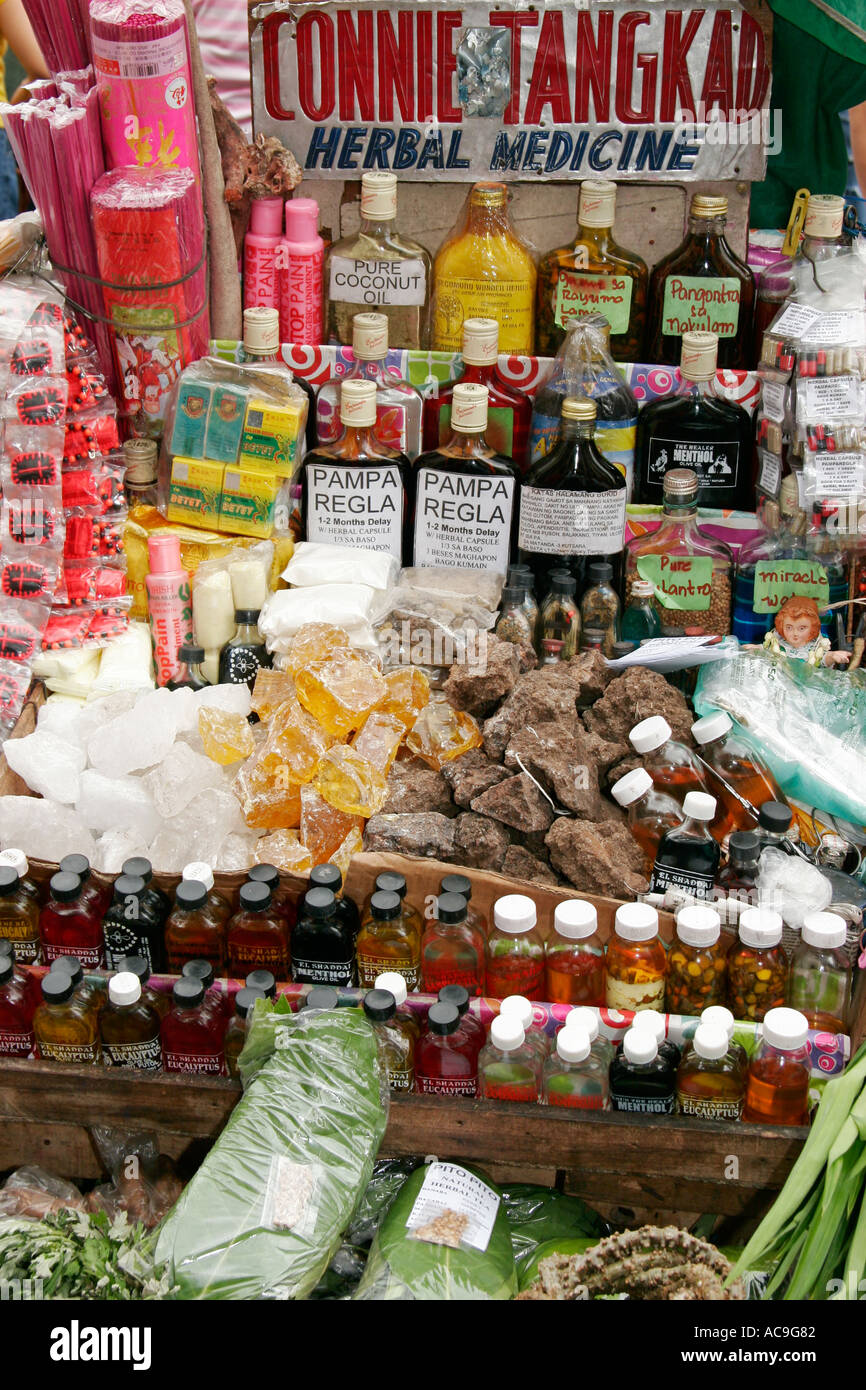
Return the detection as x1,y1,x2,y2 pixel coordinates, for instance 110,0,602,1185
291,957,354,986
650,863,716,899
329,256,427,307
518,486,625,555
306,462,403,558
646,436,740,491
414,468,514,572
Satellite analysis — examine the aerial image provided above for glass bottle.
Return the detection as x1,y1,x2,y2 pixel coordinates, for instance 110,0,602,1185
609,1028,676,1114
743,1006,810,1125
432,182,536,354
34,971,101,1064
48,955,104,1020
0,953,35,1056
415,1001,478,1097
485,894,545,1001
539,571,580,664
436,983,486,1054
160,978,227,1076
0,865,41,964
356,889,421,992
363,987,415,1092
520,396,627,600
123,437,159,510
410,382,519,573
103,874,164,975
650,791,721,902
218,609,273,690
122,856,172,930
478,1015,541,1102
240,306,317,450
562,1005,615,1069
579,561,620,657
495,584,536,649
167,643,209,692
164,880,227,976
628,715,708,806
690,712,785,841
499,994,550,1063
754,801,798,855
545,899,605,1007
439,873,488,946
634,332,754,510
368,870,418,948
543,1026,610,1111
645,193,755,368
787,910,851,1034
714,830,761,941
100,971,162,1071
182,959,231,1027
291,886,355,987
245,969,277,1000
728,907,788,1022
117,953,170,1020
610,768,683,860
504,564,540,647
421,891,484,996
754,194,849,349
605,902,666,1013
665,905,727,1015
302,378,411,562
0,848,41,903
537,179,648,361
326,171,432,349
676,1021,745,1120
316,311,423,459
227,881,290,980
39,871,104,969
374,971,420,1040
223,986,266,1078
59,853,111,916
621,579,661,644
183,861,233,929
248,862,299,932
630,1008,682,1067
698,1003,749,1074
422,316,533,472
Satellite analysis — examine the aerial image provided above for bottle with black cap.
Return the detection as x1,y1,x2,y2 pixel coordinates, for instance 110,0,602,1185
227,881,289,980
301,985,340,1012
0,937,39,1010
755,801,798,856
218,609,273,690
182,959,232,1025
247,862,297,928
118,954,170,1019
439,873,488,943
421,892,484,996
161,978,226,1075
362,988,415,1091
0,864,40,964
100,971,162,1070
715,830,761,941
356,890,421,991
167,643,209,692
180,861,232,926
224,987,267,1077
245,969,277,999
122,856,172,929
34,969,101,1063
436,984,486,1053
291,886,354,986
0,951,35,1056
364,869,421,944
310,862,360,943
39,871,105,969
103,875,164,974
0,848,40,903
47,955,104,1017
58,853,111,915
416,1001,479,1095
165,880,227,976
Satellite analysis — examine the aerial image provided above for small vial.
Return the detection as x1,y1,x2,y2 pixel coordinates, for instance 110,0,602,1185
375,971,420,1038
0,952,35,1057
227,881,290,980
630,1008,681,1067
436,983,486,1053
543,1027,610,1110
485,894,545,1001
161,978,226,1076
650,791,721,901
183,861,233,927
421,891,484,996
439,873,487,946
0,865,41,964
478,1015,541,1102
609,1027,676,1114
665,904,727,1015
165,880,227,976
182,959,232,1026
39,871,104,970
247,862,299,932
34,970,101,1064
357,889,421,992
311,862,361,943
292,887,355,987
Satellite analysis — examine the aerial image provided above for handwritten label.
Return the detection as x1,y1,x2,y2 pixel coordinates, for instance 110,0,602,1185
752,560,829,613
636,554,713,611
555,270,633,335
661,275,740,337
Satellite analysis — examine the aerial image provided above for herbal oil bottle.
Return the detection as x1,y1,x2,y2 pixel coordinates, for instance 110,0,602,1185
788,911,851,1034
499,994,550,1062
375,971,420,1039
39,871,104,969
160,978,226,1076
369,870,421,944
34,971,101,1064
439,873,488,946
754,802,797,854
99,971,162,1071
437,983,486,1054
650,791,721,902
0,848,40,903
49,956,103,1020
628,716,708,807
326,171,432,349
743,1007,811,1125
605,902,666,1013
545,900,605,1007
0,865,40,964
165,880,227,976
432,182,536,355
167,643,208,692
223,987,266,1078
422,316,533,471
248,862,299,932
363,987,415,1092
121,855,171,928
715,830,761,938
182,959,232,1027
630,1009,682,1067
609,1027,676,1114
611,767,684,859
539,572,580,663
562,1005,615,1068
699,1004,749,1075
478,1014,541,1102
415,1001,478,1097
103,874,164,974
0,954,35,1057
666,905,727,1015
496,584,537,650
485,894,545,1001
316,312,423,459
227,881,290,980
118,954,170,1020
218,609,273,690
536,179,648,361
727,907,788,1022
543,1027,610,1110
59,853,111,916
421,892,484,996
356,889,421,992
621,579,661,644
676,1021,745,1120
183,861,233,929
291,886,355,987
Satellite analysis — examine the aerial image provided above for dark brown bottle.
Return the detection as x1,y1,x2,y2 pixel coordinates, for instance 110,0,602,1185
310,863,360,946
227,881,290,980
117,954,170,1019
0,865,40,964
165,880,227,975
218,610,272,690
100,971,162,1070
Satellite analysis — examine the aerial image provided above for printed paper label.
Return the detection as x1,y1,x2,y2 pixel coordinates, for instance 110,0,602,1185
803,375,861,419
0,1029,33,1057
518,485,626,556
329,256,427,307
357,956,420,991
761,379,787,423
661,276,741,337
416,1075,478,1096
801,309,866,347
554,270,633,335
43,942,102,968
406,1162,499,1252
678,1092,743,1119
414,468,514,572
103,1037,161,1071
611,1092,676,1114
433,279,533,352
810,452,866,497
291,956,354,986
752,560,828,613
646,436,740,493
758,452,781,496
37,1040,100,1064
163,1052,224,1075
650,863,716,899
768,302,822,337
306,462,404,557
636,554,713,611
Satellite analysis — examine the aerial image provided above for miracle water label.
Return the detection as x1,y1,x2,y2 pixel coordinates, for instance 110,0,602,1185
646,436,740,494
414,469,514,572
305,462,404,558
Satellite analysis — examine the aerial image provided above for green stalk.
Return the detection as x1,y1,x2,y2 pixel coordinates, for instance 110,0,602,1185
841,1178,866,1300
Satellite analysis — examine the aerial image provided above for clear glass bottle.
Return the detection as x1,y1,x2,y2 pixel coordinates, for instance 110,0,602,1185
59,853,111,916
103,873,165,975
123,437,159,509
164,880,227,976
223,986,266,1078
611,768,684,860
363,987,415,1092
743,1006,810,1125
543,1026,610,1110
421,891,484,997
439,873,487,946
714,830,761,941
478,1014,541,1102
160,977,226,1076
676,1021,745,1119
650,791,721,902
665,904,727,1016
356,889,421,992
0,953,35,1057
499,994,550,1063
248,861,299,932
754,801,798,854
629,715,709,806
605,902,666,1013
545,900,606,1007
754,194,849,348
579,560,620,656
504,564,540,647
182,959,232,1027
374,970,420,1039
316,312,423,459
609,1028,676,1114
432,182,536,354
0,865,40,964
167,643,209,691
415,1000,478,1096
690,712,785,841
539,571,580,664
48,956,103,1021
621,578,661,643
728,907,788,1022
485,894,545,1001
240,306,317,450
39,871,104,970
537,179,648,361
117,953,170,1020
495,584,536,649
630,1008,682,1067
410,382,519,573
422,316,533,472
218,609,273,690
436,983,486,1055
34,971,101,1064
787,910,851,1034
369,870,418,949
562,1005,615,1069
291,886,355,987
326,172,432,349
645,193,755,368
100,971,162,1071
227,881,290,980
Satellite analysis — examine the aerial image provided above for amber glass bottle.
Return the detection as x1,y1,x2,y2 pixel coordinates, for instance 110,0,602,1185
433,182,536,354
227,881,290,980
224,986,266,1077
676,1021,745,1120
100,972,162,1071
164,880,227,976
605,903,666,1013
363,987,415,1092
34,971,101,1064
357,889,421,992
0,865,40,963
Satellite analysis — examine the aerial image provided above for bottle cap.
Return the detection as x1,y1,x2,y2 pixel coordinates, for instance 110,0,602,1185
628,716,672,755
662,468,699,502
564,1007,600,1042
239,881,271,912
303,886,337,919
248,863,280,892
676,904,721,947
469,181,507,208
462,316,499,365
493,894,536,935
758,801,792,835
374,971,409,1006
728,830,760,861
108,971,142,1008
561,396,596,422
0,958,12,985
436,891,468,925
118,954,150,984
234,608,261,625
173,978,204,1010
586,560,613,585
235,986,265,1019
632,1009,666,1042
175,880,207,911
692,1022,728,1061
112,873,145,904
501,585,524,606
182,959,215,990
612,641,637,658
690,710,733,744
451,381,488,433
42,972,74,1005
680,331,718,382
0,866,19,896
60,853,91,882
610,766,654,808
427,1001,460,1035
553,899,598,940
738,906,783,948
490,1014,524,1050
122,856,153,885
50,956,82,984
804,194,844,239
360,171,398,219
614,901,658,942
801,911,847,950
623,1028,658,1064
690,194,728,218
245,969,277,998
340,378,377,428
438,984,470,1017
582,629,607,649
147,533,184,575
630,579,656,599
683,791,716,822
0,848,28,878
122,438,158,484
49,871,82,903
499,994,534,1030
249,196,284,237
177,644,206,664
557,1027,591,1063
440,873,471,899
762,1006,808,1051
303,985,339,1011
363,987,396,1022
370,890,402,922
550,573,577,597
243,305,280,355
351,312,389,361
700,1004,735,1039
578,178,617,228
183,861,215,892
0,939,12,959
284,196,320,241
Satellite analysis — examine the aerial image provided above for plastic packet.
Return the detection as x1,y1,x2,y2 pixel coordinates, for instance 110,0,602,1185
84,1126,183,1230
59,559,127,606
282,542,399,594
88,619,154,693
755,846,833,930
63,506,126,559
63,407,120,466
0,599,48,661
375,565,503,670
0,552,59,604
0,659,35,731
259,584,381,653
42,600,131,651
0,1165,86,1219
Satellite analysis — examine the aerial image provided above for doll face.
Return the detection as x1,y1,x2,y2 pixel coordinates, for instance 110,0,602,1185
780,614,814,647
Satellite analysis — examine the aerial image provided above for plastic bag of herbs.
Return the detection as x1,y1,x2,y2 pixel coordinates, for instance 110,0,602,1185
154,999,389,1300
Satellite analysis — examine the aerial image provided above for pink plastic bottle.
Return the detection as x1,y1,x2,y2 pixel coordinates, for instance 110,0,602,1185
279,198,324,347
244,197,284,311
146,534,192,687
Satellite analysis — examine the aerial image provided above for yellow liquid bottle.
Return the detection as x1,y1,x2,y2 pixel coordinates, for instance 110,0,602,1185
432,183,536,355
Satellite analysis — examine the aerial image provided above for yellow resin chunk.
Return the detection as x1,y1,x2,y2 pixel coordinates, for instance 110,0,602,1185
295,650,386,739
351,711,405,773
258,696,334,784
284,622,352,677
234,761,301,830
314,745,389,817
329,825,363,880
378,666,430,729
406,698,483,769
198,707,256,765
300,783,364,866
254,830,312,874
250,669,296,721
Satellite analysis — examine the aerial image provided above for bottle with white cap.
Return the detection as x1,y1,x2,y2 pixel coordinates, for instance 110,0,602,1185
99,971,161,1071
676,1021,745,1119
605,902,666,1012
563,1005,615,1067
0,848,39,903
649,791,721,902
499,994,550,1061
629,1008,681,1066
743,1006,811,1125
611,766,684,859
628,715,708,809
788,911,851,1034
545,899,605,1007
375,971,420,1039
690,710,784,840
666,904,726,1015
609,1026,676,1114
485,894,545,1000
728,906,788,1022
314,312,422,458
422,316,533,468
183,861,233,926
543,1026,610,1110
478,1012,542,1102
698,1003,749,1073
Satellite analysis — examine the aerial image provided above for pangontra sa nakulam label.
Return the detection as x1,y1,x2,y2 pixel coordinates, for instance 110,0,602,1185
329,256,426,306
518,486,625,555
306,462,403,557
414,469,514,571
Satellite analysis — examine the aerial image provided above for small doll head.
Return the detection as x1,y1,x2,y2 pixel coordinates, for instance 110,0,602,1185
775,595,821,649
